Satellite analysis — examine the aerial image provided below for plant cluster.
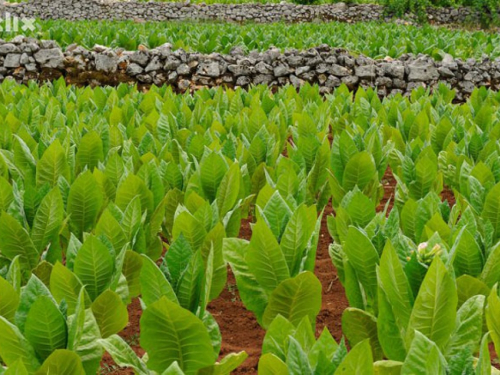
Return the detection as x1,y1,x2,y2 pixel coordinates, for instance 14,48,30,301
0,81,499,373
2,20,500,60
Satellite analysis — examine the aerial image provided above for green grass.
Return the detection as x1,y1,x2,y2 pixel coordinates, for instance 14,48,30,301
8,19,500,60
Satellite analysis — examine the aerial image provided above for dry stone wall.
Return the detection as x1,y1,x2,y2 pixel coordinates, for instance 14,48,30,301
1,0,497,25
1,37,499,101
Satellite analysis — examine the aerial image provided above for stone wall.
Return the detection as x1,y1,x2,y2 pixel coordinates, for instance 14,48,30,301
1,0,496,25
1,37,499,101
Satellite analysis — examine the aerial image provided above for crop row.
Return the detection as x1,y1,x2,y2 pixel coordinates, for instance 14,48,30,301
3,19,500,59
0,80,499,374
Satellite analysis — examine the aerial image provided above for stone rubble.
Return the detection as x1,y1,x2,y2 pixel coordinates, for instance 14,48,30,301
0,0,497,25
0,37,499,101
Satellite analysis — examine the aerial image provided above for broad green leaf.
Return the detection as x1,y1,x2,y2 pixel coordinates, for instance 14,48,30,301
486,285,500,357
342,151,376,192
140,297,214,374
216,162,241,218
401,331,447,375
73,236,114,301
286,337,312,375
35,349,85,375
0,212,38,271
50,262,89,314
15,275,54,333
67,171,104,239
372,360,403,374
445,295,484,360
247,220,290,295
262,315,296,360
378,241,413,331
342,308,383,360
0,276,19,322
35,140,69,187
140,255,179,306
280,205,316,276
98,335,149,375
475,333,492,375
74,309,103,375
75,131,103,173
0,316,40,372
262,272,321,329
31,188,64,254
222,238,268,325
343,227,379,308
200,151,228,202
377,284,407,361
334,339,373,375
199,352,248,375
91,290,128,338
24,296,67,360
258,353,288,375
407,256,457,350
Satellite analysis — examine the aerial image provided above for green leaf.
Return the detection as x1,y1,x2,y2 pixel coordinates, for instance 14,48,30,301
343,227,379,308
176,250,204,313
486,285,500,357
24,296,67,360
67,171,104,239
377,284,407,361
15,275,54,333
280,205,317,276
140,255,179,307
0,316,40,372
223,238,268,325
475,333,492,375
200,151,228,202
91,290,128,338
260,191,292,241
35,349,85,375
50,262,89,315
216,162,241,218
334,339,373,375
481,243,500,288
0,276,19,322
247,220,290,295
483,183,500,241
31,188,64,254
4,359,29,375
342,151,376,192
445,295,484,360
73,236,114,301
286,337,312,375
199,352,248,375
342,308,383,360
407,256,457,350
262,314,296,360
401,331,447,375
35,140,69,188
0,212,39,272
262,272,321,329
378,240,413,330
258,353,288,375
372,360,403,375
98,335,149,375
140,297,214,374
74,309,103,375
75,131,103,173
122,250,143,299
